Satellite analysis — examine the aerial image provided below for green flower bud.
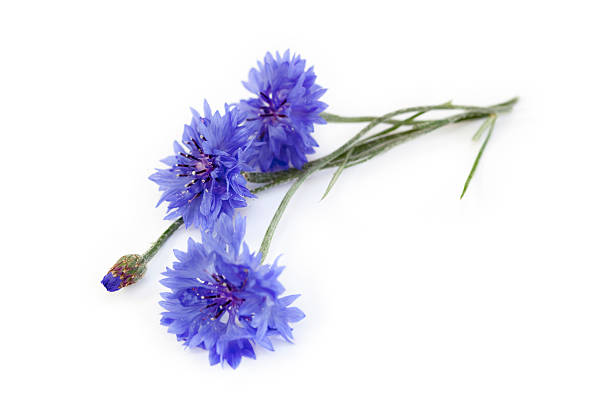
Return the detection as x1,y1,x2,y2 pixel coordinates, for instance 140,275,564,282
101,254,146,292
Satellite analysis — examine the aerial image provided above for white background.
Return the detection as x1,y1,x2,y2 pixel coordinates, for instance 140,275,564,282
1,1,611,406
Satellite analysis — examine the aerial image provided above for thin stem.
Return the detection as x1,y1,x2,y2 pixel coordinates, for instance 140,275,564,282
258,104,443,261
344,109,492,159
245,101,517,186
141,179,285,264
141,97,518,265
320,97,517,124
244,109,501,187
258,170,313,261
251,178,289,194
142,217,184,262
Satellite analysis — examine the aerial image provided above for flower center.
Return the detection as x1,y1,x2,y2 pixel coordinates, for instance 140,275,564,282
180,272,247,320
253,91,289,123
194,156,215,174
175,149,216,190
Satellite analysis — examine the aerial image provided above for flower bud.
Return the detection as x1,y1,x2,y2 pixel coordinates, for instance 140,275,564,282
101,254,146,292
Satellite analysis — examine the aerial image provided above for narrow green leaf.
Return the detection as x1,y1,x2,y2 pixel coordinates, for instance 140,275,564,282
460,115,497,199
321,147,353,200
471,115,494,142
320,110,430,200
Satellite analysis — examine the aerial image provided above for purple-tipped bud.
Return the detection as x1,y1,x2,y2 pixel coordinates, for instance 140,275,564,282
101,254,146,292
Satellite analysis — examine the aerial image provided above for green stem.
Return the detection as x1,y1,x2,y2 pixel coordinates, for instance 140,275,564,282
256,98,517,260
320,97,517,124
257,104,446,261
140,179,286,264
142,217,184,263
244,108,508,186
140,97,518,265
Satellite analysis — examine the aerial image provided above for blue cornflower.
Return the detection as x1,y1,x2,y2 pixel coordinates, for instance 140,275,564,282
149,102,254,229
159,214,305,369
239,50,328,172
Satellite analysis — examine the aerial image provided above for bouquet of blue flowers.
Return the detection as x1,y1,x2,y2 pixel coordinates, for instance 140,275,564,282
102,50,517,369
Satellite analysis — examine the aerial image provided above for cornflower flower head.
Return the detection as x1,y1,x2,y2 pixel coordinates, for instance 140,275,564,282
159,214,305,369
239,50,327,171
149,102,254,229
